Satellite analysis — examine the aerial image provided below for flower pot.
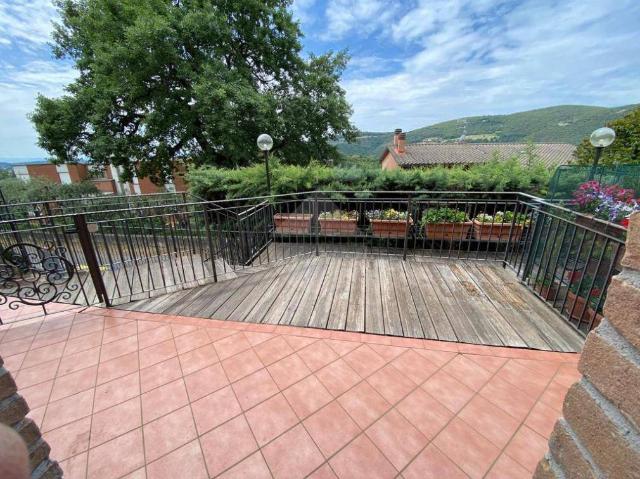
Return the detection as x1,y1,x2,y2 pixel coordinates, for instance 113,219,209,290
370,219,412,238
538,284,558,300
563,290,601,327
423,222,472,241
472,220,524,242
273,213,312,234
319,218,358,235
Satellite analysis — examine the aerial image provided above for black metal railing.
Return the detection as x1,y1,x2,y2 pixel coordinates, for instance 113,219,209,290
0,190,627,335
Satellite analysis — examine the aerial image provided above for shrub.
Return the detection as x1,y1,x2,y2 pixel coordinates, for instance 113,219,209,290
186,157,552,200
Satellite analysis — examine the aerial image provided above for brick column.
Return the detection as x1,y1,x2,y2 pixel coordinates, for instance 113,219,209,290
0,356,62,479
534,212,640,479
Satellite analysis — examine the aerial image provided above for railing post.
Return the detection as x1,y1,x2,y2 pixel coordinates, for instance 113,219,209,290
73,214,111,306
314,194,320,256
202,205,218,282
403,194,412,261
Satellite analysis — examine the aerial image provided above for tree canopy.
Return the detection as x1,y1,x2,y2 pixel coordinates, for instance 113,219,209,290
574,107,640,165
32,0,357,183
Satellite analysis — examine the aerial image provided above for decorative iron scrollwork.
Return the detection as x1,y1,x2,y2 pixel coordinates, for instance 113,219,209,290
0,243,78,310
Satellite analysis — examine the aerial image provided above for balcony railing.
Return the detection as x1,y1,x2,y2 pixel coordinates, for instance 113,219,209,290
0,190,626,335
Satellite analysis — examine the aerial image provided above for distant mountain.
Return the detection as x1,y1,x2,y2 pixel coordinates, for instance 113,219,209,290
336,104,639,157
0,158,47,169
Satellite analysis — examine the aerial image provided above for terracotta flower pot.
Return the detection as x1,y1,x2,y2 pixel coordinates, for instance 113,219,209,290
564,290,602,327
472,220,524,242
538,284,558,300
273,213,312,234
319,218,358,235
371,219,412,238
423,222,472,241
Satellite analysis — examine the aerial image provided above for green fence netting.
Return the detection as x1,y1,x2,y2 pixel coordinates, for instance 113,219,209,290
548,165,640,200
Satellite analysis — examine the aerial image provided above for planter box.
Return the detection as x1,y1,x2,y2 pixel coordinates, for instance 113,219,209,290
423,222,472,241
274,213,312,234
538,284,559,300
472,220,524,242
371,219,412,238
564,290,602,328
319,218,358,235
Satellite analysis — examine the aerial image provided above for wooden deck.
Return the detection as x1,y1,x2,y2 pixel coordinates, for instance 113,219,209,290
115,255,584,352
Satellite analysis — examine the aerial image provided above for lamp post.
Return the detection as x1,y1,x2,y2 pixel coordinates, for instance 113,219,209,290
257,133,274,195
588,127,616,180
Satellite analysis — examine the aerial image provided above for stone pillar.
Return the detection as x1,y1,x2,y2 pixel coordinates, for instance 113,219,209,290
0,355,62,479
534,212,640,479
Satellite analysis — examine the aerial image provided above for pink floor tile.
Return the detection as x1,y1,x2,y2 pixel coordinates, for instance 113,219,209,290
337,380,391,429
146,440,209,479
433,417,501,479
329,434,397,479
366,409,428,470
267,353,312,390
232,368,279,410
90,397,142,447
316,358,361,396
200,415,258,477
396,388,453,439
283,375,333,419
9,308,578,479
245,393,299,446
262,424,325,479
86,428,145,479
143,405,197,462
403,444,468,479
217,451,272,479
304,401,361,457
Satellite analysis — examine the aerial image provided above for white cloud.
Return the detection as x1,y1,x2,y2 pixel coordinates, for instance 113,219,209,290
343,0,640,131
323,0,396,40
0,60,76,158
0,0,57,47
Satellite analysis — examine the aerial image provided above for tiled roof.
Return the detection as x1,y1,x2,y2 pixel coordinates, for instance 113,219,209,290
383,142,576,169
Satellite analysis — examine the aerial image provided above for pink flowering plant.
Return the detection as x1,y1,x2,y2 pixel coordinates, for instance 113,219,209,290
571,181,640,225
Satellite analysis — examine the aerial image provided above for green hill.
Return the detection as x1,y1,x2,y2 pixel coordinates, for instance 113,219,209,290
336,104,638,157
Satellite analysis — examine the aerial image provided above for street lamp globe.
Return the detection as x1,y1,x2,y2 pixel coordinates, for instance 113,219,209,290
257,133,273,152
589,127,616,148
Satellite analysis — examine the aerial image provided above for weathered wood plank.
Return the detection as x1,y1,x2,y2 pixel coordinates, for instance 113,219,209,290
400,262,438,340
448,263,527,347
213,267,279,319
345,258,365,332
243,260,298,324
279,256,321,325
327,258,354,330
308,257,342,329
463,263,552,350
435,263,503,345
228,263,288,323
364,258,384,335
290,256,333,327
261,257,314,325
389,260,424,338
422,263,479,344
378,259,403,336
407,262,458,342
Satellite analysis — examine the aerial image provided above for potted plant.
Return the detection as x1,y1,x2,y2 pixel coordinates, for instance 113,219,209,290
472,211,528,242
366,208,412,238
420,207,472,241
534,275,559,300
564,274,604,328
571,181,639,234
273,212,312,234
318,210,358,234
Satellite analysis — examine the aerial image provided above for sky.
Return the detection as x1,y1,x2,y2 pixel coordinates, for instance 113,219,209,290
1,0,639,160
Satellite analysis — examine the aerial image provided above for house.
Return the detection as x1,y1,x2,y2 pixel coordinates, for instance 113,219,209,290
380,129,576,170
11,162,187,195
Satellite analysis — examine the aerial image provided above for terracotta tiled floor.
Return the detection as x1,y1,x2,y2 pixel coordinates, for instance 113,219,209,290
0,306,582,479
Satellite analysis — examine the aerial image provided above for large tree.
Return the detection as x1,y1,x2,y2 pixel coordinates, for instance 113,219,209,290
32,0,357,183
574,107,640,166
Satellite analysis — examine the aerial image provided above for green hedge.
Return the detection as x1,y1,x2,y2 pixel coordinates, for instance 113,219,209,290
187,158,551,200
0,176,100,203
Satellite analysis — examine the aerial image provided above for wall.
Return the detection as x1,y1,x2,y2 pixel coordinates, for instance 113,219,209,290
26,164,61,184
534,212,640,479
380,152,400,170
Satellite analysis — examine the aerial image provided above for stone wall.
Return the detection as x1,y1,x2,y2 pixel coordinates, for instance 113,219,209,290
0,355,62,479
534,212,640,479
